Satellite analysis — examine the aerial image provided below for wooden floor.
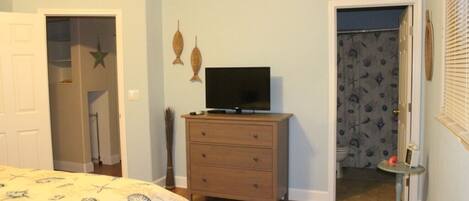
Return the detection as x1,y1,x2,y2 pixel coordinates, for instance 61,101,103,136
171,188,293,201
90,165,229,200
171,188,238,201
89,164,393,201
92,162,122,177
336,168,395,201
170,168,393,201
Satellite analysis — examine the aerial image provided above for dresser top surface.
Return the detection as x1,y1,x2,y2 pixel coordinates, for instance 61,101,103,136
182,113,293,122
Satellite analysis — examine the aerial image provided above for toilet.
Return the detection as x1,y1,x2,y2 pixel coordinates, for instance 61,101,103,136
336,145,349,179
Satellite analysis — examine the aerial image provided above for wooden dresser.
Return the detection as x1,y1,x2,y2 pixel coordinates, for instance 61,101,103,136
182,113,292,201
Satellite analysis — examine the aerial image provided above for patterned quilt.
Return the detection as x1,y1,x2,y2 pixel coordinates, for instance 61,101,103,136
0,165,187,201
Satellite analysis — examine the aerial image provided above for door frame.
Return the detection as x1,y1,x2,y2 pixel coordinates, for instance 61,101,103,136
328,1,423,201
38,9,129,178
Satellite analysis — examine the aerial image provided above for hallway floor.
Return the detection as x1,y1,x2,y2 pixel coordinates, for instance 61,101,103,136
337,167,395,201
172,188,235,201
92,162,122,177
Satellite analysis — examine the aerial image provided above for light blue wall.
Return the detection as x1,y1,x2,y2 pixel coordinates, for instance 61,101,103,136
0,0,12,11
146,0,167,180
8,0,165,182
6,1,468,199
162,0,330,192
421,0,469,201
4,0,332,192
422,0,469,201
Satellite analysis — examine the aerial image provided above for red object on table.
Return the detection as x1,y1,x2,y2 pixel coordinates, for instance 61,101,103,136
388,155,398,165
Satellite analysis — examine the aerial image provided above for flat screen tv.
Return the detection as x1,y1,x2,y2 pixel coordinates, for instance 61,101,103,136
205,67,270,112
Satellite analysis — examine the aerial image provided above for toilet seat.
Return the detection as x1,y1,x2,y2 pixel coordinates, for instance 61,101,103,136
337,146,349,152
336,145,349,179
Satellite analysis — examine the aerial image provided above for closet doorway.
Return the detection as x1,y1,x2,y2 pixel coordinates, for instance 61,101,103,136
328,0,424,201
46,16,122,177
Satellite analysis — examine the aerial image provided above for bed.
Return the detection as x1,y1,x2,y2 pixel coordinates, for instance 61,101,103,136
0,165,187,201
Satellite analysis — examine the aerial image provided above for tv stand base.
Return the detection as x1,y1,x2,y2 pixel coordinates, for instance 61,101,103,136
206,110,227,114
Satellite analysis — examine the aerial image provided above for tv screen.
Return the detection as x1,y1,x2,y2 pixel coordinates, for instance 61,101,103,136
205,67,270,111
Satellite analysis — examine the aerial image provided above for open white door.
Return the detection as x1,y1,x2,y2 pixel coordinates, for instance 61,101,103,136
397,6,413,201
0,12,53,169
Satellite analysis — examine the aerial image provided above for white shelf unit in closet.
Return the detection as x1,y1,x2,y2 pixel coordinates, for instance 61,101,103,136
47,18,72,84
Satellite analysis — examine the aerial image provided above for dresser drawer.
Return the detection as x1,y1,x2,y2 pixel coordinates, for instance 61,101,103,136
191,144,273,171
191,166,273,199
189,122,273,147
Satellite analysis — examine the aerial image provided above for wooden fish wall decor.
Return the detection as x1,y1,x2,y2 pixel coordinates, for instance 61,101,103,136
425,10,434,81
172,20,184,65
190,36,202,82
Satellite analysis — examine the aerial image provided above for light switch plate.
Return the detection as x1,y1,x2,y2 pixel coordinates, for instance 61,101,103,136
128,89,140,101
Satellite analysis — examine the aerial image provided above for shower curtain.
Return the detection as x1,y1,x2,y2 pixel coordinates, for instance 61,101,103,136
337,31,399,168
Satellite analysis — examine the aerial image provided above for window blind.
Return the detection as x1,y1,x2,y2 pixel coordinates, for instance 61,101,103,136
438,0,469,145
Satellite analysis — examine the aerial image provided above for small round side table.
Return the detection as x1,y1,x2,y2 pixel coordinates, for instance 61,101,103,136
377,161,425,201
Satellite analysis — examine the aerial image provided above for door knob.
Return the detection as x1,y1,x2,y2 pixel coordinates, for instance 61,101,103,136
393,109,400,115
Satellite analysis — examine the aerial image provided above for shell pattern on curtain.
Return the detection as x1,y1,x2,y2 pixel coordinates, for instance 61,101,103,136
337,31,399,168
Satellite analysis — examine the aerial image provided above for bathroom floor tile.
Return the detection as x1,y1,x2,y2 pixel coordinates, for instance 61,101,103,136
337,168,395,201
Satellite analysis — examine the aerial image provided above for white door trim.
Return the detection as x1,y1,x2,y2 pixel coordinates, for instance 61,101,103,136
37,9,129,178
328,1,423,201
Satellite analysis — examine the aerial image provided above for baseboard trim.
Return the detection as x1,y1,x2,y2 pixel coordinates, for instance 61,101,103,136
101,154,121,165
174,176,187,188
154,177,166,186
154,176,329,201
54,160,94,173
289,188,329,201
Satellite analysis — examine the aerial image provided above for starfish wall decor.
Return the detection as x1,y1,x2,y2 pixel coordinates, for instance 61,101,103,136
89,37,109,68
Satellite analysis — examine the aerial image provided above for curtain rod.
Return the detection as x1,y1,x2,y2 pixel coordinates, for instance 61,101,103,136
337,28,399,34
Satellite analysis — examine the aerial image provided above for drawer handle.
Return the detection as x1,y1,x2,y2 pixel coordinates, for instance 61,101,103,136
202,153,206,158
253,134,259,139
253,184,259,189
253,157,259,162
202,178,207,183
201,132,206,136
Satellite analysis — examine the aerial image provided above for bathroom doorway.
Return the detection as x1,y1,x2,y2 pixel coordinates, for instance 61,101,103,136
335,6,410,201
46,16,122,177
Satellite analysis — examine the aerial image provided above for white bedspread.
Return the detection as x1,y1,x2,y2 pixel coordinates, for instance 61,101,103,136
0,165,187,201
